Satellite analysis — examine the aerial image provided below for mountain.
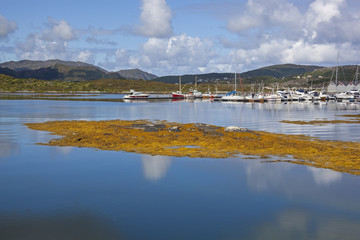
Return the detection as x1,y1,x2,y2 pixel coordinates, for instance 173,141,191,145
0,59,108,71
0,60,325,84
152,64,324,84
0,60,159,82
0,59,109,81
240,64,323,79
117,68,157,80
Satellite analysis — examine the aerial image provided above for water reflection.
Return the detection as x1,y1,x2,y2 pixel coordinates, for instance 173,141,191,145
243,157,294,191
0,212,124,240
52,146,74,156
308,167,343,186
0,140,20,158
141,155,171,181
248,208,360,240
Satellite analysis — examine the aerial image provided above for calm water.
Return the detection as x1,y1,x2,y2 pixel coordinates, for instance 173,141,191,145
1,95,360,240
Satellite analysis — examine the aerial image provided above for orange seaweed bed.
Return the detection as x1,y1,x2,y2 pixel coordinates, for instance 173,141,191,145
280,114,360,125
25,119,360,175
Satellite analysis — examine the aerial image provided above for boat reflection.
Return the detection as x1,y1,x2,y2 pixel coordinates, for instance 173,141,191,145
123,99,150,103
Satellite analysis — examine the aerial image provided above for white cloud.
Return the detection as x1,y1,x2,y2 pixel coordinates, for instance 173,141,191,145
42,18,76,41
306,0,344,28
98,33,217,75
76,50,92,62
282,40,338,63
15,18,78,61
0,14,17,38
227,0,303,37
221,0,360,72
16,34,67,60
136,0,173,38
52,20,76,41
130,33,215,74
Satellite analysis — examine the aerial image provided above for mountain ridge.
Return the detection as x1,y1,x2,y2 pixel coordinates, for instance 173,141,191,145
0,59,344,85
0,59,157,81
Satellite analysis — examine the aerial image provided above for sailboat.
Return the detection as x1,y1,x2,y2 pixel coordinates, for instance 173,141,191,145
221,72,244,101
193,76,202,98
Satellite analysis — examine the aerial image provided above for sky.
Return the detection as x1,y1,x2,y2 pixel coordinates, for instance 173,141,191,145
1,0,360,76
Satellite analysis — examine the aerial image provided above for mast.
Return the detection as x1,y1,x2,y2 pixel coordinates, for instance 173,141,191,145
234,72,237,92
195,76,197,90
335,65,338,85
179,76,182,93
335,53,339,85
239,73,243,92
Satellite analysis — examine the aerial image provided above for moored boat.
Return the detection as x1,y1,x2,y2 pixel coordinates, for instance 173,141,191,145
203,86,220,98
172,76,186,99
123,89,149,99
221,91,244,101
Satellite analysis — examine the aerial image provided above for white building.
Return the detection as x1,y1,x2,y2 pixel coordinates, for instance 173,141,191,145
355,83,360,90
327,82,337,93
346,82,355,92
336,82,347,92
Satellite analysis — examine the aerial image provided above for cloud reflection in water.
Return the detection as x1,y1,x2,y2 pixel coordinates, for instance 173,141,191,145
308,167,343,186
141,155,171,181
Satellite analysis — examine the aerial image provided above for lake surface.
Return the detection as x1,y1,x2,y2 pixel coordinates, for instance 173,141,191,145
1,94,360,240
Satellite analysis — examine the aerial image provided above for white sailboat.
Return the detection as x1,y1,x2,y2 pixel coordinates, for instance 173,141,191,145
221,72,243,101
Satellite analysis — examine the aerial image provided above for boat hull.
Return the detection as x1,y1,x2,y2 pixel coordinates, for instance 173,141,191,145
172,93,185,99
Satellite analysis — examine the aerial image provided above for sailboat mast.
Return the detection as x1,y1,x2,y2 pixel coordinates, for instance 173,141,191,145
335,65,338,85
335,54,339,85
239,74,243,92
179,76,182,92
195,76,197,90
234,72,237,92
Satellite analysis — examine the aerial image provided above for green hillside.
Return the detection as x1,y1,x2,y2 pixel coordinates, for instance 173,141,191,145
0,74,179,93
153,64,323,84
241,64,322,79
305,65,359,84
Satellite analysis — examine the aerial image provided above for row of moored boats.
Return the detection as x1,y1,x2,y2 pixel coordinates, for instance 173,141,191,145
123,88,360,102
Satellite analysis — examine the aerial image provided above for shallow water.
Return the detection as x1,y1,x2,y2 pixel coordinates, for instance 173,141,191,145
1,95,360,239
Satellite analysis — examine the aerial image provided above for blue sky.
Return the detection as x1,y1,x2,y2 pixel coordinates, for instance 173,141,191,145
1,0,360,76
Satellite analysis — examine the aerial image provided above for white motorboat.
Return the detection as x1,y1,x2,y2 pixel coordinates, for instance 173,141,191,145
264,93,282,101
335,92,355,101
123,89,149,99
